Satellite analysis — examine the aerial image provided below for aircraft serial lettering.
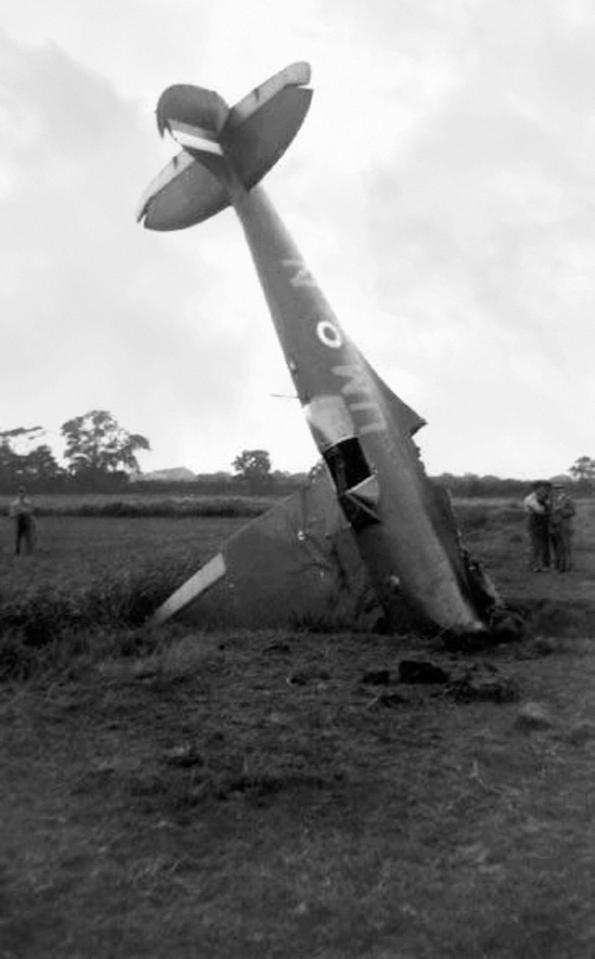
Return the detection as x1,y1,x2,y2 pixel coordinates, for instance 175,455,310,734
332,364,386,435
282,258,317,288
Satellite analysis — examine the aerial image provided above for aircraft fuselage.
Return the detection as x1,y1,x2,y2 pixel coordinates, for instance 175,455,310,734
138,64,503,636
229,179,484,633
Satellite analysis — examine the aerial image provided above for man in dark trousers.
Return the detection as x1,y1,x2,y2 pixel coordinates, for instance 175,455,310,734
549,481,576,572
523,481,551,571
9,486,36,555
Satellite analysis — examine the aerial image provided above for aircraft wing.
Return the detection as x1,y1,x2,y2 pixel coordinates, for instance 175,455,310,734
152,465,382,629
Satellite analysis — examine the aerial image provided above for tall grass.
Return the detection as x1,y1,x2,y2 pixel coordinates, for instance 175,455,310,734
0,493,275,518
0,558,190,681
454,499,522,533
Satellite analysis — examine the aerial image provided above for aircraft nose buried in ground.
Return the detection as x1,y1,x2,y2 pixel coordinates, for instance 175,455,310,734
138,63,508,639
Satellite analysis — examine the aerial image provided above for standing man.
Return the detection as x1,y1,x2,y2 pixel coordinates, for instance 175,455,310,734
9,486,36,556
549,481,576,573
523,481,551,572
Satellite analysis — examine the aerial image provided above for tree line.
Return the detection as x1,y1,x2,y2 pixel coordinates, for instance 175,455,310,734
1,410,593,497
0,416,295,494
0,411,150,492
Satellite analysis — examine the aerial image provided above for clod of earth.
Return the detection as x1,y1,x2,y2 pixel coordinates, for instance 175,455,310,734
447,667,520,704
265,641,291,654
514,701,554,731
162,743,205,768
398,660,451,684
287,667,331,686
376,691,410,708
361,669,391,685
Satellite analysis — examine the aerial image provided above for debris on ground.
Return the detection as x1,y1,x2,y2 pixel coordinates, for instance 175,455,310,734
265,641,291,654
447,665,520,704
287,666,331,686
398,660,451,684
514,701,554,731
375,691,410,708
162,743,205,768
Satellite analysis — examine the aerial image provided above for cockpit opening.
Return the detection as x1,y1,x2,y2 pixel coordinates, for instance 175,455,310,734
323,438,380,529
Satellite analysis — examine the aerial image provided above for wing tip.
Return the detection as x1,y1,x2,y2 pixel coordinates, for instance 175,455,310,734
151,552,227,624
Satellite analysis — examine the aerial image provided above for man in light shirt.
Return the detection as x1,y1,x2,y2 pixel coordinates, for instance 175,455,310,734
523,481,551,572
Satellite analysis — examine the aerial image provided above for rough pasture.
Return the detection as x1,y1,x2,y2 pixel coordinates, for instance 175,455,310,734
1,496,595,957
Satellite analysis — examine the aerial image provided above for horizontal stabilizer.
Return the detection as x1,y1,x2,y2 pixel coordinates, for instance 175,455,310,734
226,86,312,190
137,150,230,230
226,62,311,130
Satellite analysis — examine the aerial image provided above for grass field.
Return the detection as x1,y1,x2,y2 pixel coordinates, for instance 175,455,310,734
0,513,244,593
2,496,595,957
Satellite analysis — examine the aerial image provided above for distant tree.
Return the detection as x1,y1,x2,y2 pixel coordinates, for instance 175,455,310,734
0,439,20,488
460,473,484,497
232,449,272,481
569,456,595,484
61,410,150,476
21,444,64,484
0,425,44,444
0,426,64,490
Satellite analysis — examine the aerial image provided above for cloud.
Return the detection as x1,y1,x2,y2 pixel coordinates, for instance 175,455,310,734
0,0,594,480
0,31,310,472
335,0,595,477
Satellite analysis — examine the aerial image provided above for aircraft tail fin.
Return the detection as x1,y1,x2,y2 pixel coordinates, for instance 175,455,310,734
138,63,312,231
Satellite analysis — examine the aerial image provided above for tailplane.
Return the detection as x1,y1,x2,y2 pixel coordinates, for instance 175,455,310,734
138,63,312,231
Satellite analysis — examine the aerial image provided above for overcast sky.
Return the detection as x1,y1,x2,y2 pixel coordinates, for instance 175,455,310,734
1,0,593,479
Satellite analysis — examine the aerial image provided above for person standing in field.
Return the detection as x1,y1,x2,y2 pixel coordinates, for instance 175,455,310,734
523,481,551,572
549,481,576,573
9,486,36,556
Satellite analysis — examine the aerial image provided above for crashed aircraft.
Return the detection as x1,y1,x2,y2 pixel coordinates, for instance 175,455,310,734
137,62,507,638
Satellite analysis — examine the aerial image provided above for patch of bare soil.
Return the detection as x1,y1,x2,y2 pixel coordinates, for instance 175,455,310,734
2,629,595,958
